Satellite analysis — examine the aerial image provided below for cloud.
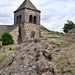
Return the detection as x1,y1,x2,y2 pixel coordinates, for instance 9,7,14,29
0,0,75,32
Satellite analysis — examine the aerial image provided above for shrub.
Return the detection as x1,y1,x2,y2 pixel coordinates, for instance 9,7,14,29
1,32,14,45
0,45,2,49
0,39,1,41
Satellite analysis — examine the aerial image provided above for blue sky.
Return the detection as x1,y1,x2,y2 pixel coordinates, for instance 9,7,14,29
0,0,75,32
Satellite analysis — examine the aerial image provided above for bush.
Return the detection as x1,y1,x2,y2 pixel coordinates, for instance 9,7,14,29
0,45,2,49
1,32,14,45
0,39,1,41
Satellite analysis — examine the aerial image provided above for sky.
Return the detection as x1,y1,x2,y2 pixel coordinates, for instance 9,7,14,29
0,0,75,32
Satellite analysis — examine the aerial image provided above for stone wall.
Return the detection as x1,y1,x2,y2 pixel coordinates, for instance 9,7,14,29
0,25,8,37
0,25,18,44
23,23,40,40
10,26,19,44
25,9,40,25
14,10,25,25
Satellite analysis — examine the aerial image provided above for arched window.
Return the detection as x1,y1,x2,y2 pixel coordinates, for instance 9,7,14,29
19,15,22,23
16,16,18,24
34,16,37,24
29,15,32,23
31,31,35,38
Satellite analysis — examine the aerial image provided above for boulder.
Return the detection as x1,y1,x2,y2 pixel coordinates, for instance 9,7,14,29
42,51,53,61
13,46,21,50
34,38,40,43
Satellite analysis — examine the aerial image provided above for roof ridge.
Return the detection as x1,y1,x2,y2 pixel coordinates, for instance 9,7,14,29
25,0,27,6
14,0,40,13
25,0,37,9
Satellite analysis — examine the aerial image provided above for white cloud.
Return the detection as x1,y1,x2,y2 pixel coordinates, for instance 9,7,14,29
0,0,75,32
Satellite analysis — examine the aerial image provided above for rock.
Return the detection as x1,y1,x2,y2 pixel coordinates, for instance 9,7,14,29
13,46,21,50
48,54,53,61
21,42,29,46
9,47,12,50
0,39,61,75
42,51,53,61
35,51,40,61
68,28,75,33
42,44,48,49
4,53,16,66
47,45,53,50
34,38,40,43
33,60,56,75
33,60,50,74
3,47,5,50
53,48,60,52
24,40,33,43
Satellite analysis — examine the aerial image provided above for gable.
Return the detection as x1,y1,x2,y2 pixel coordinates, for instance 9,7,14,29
14,0,40,13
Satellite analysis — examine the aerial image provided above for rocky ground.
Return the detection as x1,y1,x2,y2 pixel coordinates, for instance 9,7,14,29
0,38,64,75
0,37,75,75
0,26,75,75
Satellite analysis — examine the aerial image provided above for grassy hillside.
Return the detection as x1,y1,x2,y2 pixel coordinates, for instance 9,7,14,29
40,25,64,38
40,26,75,75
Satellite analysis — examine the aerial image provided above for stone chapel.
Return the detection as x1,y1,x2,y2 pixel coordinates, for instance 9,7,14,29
0,0,41,44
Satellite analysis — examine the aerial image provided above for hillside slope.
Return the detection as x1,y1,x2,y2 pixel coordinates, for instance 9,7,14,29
40,25,64,38
0,26,75,75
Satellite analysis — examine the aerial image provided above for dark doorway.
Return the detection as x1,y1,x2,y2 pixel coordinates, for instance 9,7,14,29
31,31,35,38
16,16,18,24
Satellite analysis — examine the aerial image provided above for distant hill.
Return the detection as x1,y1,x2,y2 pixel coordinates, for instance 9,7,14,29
40,25,50,32
40,25,64,38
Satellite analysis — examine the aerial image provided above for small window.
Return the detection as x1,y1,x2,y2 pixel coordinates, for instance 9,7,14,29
19,15,22,23
16,16,18,24
31,31,35,38
34,16,37,24
29,15,32,23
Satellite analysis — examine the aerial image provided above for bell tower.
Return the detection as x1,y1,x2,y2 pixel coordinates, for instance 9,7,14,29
14,0,41,43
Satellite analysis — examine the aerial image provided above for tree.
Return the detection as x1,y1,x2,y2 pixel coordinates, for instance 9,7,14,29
63,20,75,33
1,32,14,45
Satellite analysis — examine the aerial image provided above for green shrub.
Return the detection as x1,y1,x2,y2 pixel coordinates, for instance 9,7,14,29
0,45,2,49
1,32,14,45
0,39,1,41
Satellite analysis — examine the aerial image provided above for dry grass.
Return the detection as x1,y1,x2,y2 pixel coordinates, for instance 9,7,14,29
0,44,18,62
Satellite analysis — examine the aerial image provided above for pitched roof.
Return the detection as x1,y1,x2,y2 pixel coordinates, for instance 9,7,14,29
14,0,40,12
